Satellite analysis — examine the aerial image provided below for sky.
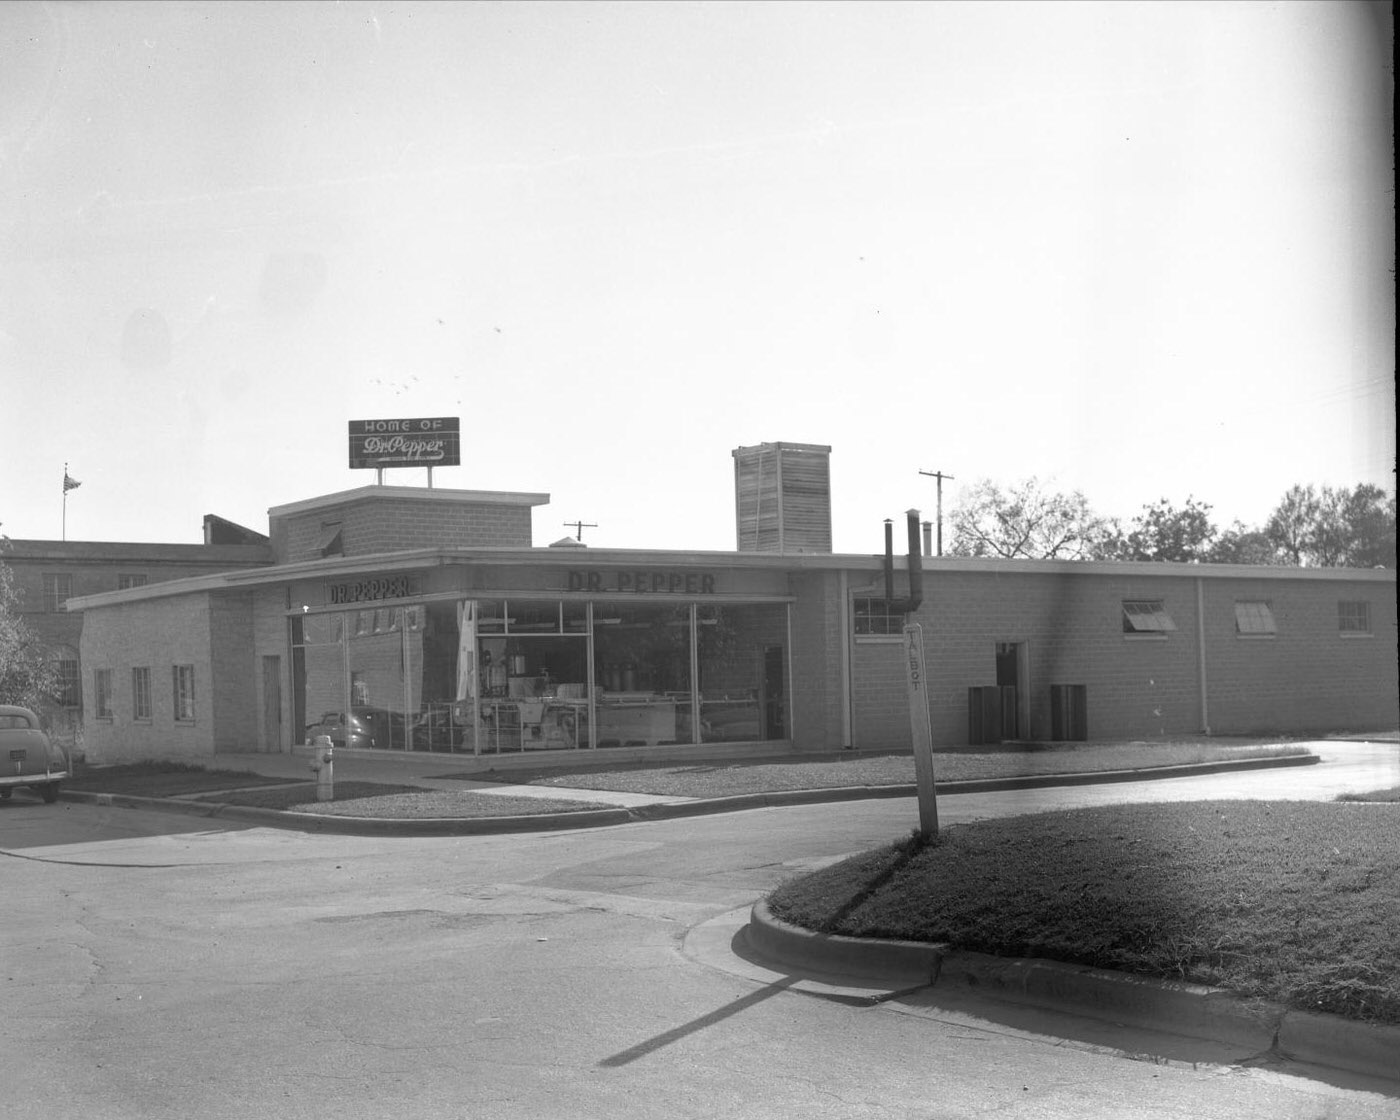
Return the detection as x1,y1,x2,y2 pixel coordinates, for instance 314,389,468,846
1,0,1393,554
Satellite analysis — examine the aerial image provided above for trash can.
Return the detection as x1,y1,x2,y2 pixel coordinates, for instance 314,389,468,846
1050,684,1088,741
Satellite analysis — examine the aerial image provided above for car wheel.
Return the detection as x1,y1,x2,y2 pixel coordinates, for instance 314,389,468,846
0,788,12,800
40,783,60,804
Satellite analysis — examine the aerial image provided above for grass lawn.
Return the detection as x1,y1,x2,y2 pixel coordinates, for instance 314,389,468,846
65,761,291,796
765,799,1400,1024
460,740,1314,797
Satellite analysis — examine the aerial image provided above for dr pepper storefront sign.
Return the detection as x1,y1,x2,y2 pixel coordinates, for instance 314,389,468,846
348,417,461,469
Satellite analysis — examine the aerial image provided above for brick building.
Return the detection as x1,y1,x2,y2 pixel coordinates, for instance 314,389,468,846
2,516,273,743
63,447,1397,767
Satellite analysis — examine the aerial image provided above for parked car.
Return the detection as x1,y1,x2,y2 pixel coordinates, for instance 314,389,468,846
0,705,70,804
304,708,412,750
303,711,376,749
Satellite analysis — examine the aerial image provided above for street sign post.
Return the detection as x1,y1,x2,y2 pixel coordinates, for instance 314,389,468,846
904,622,939,837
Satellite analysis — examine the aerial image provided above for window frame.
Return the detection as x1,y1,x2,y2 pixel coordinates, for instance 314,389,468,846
43,572,74,612
1233,600,1277,638
172,664,196,722
132,666,153,721
853,596,904,639
118,573,149,590
52,649,81,708
1338,600,1372,637
1122,599,1177,638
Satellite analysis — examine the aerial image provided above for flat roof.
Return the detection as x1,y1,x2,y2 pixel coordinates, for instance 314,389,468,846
268,485,550,519
62,543,1396,613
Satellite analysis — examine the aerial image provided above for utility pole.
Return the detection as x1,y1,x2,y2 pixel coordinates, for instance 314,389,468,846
563,520,597,542
918,469,954,556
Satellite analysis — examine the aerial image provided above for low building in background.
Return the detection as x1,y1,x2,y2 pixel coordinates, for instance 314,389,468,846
47,445,1400,767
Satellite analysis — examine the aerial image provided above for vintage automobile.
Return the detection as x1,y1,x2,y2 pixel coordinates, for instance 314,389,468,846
303,710,377,750
0,705,70,804
304,708,412,750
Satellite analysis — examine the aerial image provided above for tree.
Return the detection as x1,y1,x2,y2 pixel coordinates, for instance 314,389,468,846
1206,521,1280,565
1340,484,1396,568
1120,497,1218,562
1265,484,1397,568
0,541,59,711
947,478,1117,560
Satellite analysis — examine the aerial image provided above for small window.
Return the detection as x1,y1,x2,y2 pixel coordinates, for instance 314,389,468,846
52,648,81,707
43,573,73,612
118,573,149,590
1122,600,1176,635
1234,600,1277,636
94,669,114,719
854,597,903,636
1338,600,1371,635
132,667,152,721
172,665,196,721
318,522,344,558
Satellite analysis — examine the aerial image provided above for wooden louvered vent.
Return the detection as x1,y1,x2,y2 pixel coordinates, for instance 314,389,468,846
732,442,832,553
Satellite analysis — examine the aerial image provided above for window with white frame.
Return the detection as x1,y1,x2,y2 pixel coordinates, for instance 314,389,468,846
132,667,152,720
1122,599,1177,635
854,597,903,636
1234,600,1277,636
1338,600,1371,635
118,573,149,590
172,665,196,721
94,669,113,718
43,573,73,612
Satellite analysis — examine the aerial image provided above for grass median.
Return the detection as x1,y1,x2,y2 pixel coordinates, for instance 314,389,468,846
765,798,1400,1024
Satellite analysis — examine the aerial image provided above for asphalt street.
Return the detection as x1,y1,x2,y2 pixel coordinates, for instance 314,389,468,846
1,740,1396,1120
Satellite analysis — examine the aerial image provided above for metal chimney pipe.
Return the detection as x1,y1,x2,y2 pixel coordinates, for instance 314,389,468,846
922,521,932,557
906,509,923,612
884,519,896,606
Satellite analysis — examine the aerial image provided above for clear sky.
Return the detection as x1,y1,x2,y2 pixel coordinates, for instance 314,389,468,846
1,1,1393,553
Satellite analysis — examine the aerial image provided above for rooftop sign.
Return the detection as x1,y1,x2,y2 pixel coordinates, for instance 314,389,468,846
348,417,460,470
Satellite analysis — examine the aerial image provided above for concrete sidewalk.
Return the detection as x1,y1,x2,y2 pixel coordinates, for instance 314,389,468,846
212,749,697,808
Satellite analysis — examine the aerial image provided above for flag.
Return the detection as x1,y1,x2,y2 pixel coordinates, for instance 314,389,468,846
63,473,81,492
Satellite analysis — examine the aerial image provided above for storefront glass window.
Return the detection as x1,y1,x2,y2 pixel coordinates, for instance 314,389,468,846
291,595,789,755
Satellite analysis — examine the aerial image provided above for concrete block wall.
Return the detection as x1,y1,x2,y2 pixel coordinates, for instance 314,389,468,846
250,587,292,752
79,594,218,764
1201,575,1398,733
208,594,256,753
849,566,1398,749
788,571,849,752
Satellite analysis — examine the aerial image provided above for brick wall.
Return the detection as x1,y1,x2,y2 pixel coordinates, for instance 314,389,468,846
789,571,847,751
80,594,218,764
274,496,534,563
849,568,1397,749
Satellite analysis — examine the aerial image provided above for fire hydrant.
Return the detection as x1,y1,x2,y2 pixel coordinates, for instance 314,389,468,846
309,734,334,801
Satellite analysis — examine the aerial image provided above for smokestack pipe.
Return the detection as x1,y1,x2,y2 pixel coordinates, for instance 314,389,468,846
884,519,895,605
922,521,932,558
906,509,923,612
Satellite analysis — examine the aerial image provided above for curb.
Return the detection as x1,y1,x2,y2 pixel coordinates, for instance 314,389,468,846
57,751,1324,835
62,790,633,835
747,900,1400,1085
